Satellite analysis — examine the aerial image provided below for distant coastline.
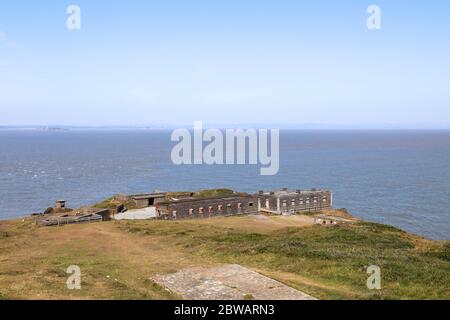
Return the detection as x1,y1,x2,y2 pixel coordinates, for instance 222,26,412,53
3,123,450,131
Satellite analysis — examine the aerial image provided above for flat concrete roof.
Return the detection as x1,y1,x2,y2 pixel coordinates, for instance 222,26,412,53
114,207,157,220
131,193,166,200
157,194,254,205
259,189,329,197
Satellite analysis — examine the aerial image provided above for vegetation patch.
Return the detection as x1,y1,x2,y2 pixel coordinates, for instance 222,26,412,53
193,189,237,199
0,215,449,300
92,197,121,209
140,220,449,300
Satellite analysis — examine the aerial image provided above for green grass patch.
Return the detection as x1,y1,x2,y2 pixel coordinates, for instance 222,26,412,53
193,189,237,199
121,219,450,300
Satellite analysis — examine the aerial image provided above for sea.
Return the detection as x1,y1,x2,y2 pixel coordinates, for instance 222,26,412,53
0,129,449,240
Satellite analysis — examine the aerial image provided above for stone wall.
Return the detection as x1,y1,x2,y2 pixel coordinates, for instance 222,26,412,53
258,190,332,214
156,195,258,219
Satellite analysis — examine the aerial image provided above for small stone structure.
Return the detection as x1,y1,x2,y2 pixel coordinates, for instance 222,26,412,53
53,200,73,214
55,200,66,210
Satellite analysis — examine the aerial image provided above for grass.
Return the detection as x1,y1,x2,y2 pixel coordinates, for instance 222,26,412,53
92,196,137,211
92,196,121,209
115,218,450,300
0,213,449,300
192,188,237,199
91,189,238,210
243,293,254,300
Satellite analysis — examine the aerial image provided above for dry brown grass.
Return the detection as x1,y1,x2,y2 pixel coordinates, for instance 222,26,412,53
0,219,193,299
0,214,317,300
0,213,448,300
178,214,315,233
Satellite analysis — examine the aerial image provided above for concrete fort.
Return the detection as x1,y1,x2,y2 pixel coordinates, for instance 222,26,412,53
37,188,333,225
155,188,332,220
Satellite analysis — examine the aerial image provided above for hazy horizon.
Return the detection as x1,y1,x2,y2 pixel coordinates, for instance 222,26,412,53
3,122,450,130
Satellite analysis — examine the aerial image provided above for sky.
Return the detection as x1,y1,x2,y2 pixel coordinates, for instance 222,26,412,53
0,0,449,127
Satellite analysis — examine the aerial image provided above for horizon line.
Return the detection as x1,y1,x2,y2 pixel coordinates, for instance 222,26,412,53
2,123,450,131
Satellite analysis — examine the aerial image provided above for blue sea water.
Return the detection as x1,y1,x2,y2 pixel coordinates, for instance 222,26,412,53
0,129,449,240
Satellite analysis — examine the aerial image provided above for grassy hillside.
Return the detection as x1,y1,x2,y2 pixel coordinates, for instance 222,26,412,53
0,214,449,300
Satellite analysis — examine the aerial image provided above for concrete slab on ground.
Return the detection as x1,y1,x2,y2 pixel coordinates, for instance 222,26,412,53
114,207,156,220
152,264,317,300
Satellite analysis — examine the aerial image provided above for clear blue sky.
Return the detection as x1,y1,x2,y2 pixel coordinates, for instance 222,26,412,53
0,0,449,127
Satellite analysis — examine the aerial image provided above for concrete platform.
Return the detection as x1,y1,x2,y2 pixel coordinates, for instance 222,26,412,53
152,264,317,300
114,207,156,220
